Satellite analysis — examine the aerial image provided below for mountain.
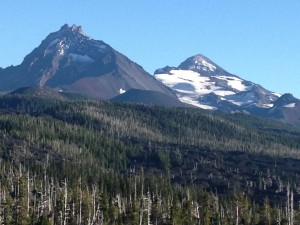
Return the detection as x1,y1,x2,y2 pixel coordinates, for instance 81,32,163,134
0,24,176,102
267,93,300,123
154,54,300,124
110,89,185,107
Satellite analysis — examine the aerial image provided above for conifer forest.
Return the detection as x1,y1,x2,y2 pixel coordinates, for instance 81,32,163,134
1,93,300,225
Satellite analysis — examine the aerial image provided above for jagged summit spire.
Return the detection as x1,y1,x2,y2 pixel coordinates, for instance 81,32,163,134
177,54,221,74
57,24,90,39
60,24,83,33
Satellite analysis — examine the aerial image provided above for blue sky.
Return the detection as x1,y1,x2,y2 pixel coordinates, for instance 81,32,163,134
1,1,300,98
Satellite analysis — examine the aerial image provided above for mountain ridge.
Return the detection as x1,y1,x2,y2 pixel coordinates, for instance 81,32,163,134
0,24,177,102
154,54,300,124
0,24,299,123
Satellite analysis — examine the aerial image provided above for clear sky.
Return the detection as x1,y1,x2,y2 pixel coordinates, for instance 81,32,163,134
1,1,300,98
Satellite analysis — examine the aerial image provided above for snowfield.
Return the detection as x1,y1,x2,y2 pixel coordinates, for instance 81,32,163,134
283,103,296,108
154,68,278,110
154,69,254,109
214,75,251,92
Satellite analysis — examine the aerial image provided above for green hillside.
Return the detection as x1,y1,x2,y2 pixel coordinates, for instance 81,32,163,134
0,94,300,224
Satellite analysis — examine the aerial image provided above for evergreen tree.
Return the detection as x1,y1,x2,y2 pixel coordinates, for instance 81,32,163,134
169,195,182,225
35,215,51,225
15,177,30,225
258,197,272,225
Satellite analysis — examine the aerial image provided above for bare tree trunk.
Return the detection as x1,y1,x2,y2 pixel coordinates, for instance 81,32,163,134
139,207,143,225
147,191,152,225
92,185,96,223
88,211,91,225
63,178,68,225
291,190,294,225
236,204,239,225
49,178,53,216
27,171,30,216
287,184,290,225
79,177,82,225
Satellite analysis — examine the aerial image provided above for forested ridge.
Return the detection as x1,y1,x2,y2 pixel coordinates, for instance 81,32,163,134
0,93,300,224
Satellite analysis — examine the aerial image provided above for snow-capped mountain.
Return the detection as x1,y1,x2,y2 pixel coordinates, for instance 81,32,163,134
155,54,300,124
155,54,279,110
0,24,176,100
0,25,298,123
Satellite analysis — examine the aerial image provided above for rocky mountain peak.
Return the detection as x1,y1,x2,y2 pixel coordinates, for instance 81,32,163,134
154,54,282,111
58,24,87,37
178,54,220,74
60,24,82,32
0,24,176,102
40,24,92,54
21,24,107,87
273,93,298,108
154,54,229,77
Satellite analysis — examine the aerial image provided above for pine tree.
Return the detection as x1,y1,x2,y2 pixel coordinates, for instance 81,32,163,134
3,194,13,225
15,177,30,225
202,192,212,225
169,195,182,225
35,215,51,225
128,201,139,225
258,197,272,225
182,199,193,224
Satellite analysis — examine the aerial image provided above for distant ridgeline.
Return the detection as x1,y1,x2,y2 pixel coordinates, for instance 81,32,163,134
0,24,299,125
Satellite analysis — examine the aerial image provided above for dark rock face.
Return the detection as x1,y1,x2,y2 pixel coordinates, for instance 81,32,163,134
0,24,176,100
273,93,298,108
266,94,300,124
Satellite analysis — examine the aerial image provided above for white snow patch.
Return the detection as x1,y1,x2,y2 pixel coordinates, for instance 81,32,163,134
174,89,195,94
214,75,250,91
214,90,236,97
194,58,216,71
154,69,246,109
155,70,239,97
58,49,64,55
227,100,244,106
273,92,282,97
154,69,273,109
262,104,274,108
179,96,216,110
68,53,94,63
201,60,216,71
119,88,126,94
56,41,66,56
155,70,214,95
283,103,296,108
